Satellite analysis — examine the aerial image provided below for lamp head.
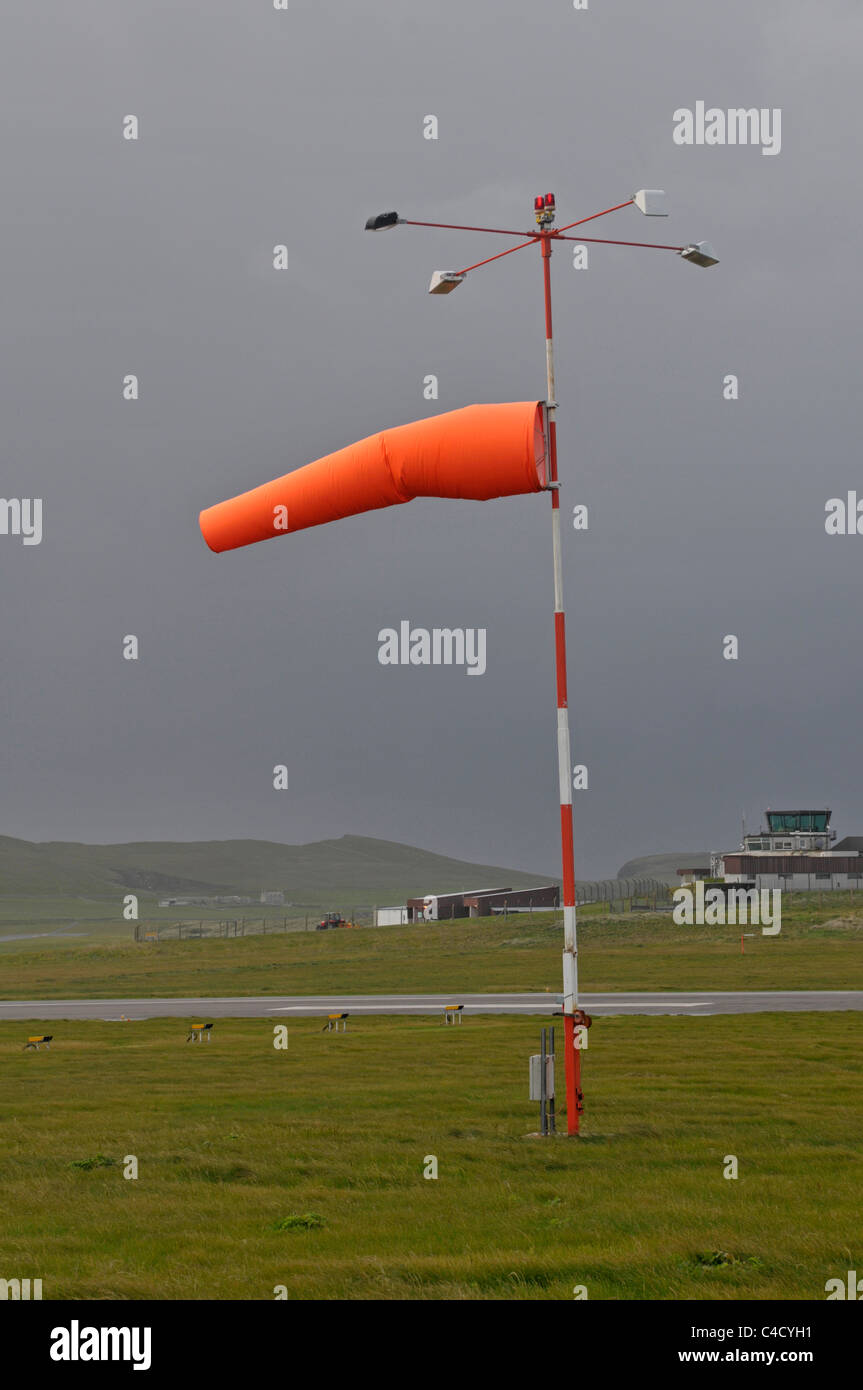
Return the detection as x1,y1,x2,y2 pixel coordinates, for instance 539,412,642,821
428,270,465,295
633,189,668,217
365,211,401,231
679,240,719,267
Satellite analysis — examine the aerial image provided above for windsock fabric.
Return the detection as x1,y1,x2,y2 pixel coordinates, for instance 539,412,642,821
199,401,547,553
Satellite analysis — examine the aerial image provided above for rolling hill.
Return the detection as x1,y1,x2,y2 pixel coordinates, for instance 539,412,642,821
0,833,559,906
616,852,712,886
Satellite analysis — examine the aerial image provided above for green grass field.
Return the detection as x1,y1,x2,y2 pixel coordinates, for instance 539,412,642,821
0,896,319,950
2,896,861,999
1,1013,860,1300
2,891,859,1300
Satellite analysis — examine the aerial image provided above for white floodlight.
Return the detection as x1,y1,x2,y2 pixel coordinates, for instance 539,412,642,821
428,270,465,295
679,240,719,268
633,189,668,217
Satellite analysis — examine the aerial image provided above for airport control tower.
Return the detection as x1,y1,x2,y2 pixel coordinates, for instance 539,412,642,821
741,809,835,855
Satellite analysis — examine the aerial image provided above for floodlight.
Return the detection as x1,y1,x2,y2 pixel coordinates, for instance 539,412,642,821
364,211,401,231
428,270,465,295
633,189,668,216
679,240,719,267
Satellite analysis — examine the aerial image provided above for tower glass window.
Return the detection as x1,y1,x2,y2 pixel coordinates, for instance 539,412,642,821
766,811,829,834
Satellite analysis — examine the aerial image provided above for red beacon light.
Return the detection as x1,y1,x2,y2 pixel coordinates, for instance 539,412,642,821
535,192,556,227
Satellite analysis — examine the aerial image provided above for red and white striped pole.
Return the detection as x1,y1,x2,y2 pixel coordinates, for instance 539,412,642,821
540,229,582,1136
366,191,714,1130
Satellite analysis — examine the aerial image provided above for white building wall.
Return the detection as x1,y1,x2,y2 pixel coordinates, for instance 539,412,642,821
375,906,408,926
724,872,859,891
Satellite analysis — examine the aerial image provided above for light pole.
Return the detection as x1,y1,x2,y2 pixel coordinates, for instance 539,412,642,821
366,191,718,1135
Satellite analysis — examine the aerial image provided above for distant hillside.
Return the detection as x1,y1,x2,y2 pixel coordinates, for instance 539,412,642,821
616,852,712,886
0,833,558,906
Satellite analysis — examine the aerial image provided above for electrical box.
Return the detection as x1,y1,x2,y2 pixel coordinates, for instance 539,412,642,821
529,1055,555,1100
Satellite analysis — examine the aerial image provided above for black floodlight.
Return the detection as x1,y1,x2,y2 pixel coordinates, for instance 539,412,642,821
365,210,401,231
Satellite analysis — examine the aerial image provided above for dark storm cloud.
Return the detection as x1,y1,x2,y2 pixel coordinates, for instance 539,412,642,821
1,0,860,877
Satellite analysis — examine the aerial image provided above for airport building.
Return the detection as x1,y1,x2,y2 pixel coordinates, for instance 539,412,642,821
712,809,863,891
374,883,560,926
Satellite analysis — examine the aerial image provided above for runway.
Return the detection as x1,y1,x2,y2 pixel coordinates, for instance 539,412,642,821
1,990,862,1021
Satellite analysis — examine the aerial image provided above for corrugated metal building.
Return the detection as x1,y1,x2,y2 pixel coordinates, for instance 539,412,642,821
464,885,560,916
720,854,863,891
402,884,560,921
406,888,507,921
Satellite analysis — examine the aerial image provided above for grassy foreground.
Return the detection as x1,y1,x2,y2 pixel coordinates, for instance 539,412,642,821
0,1012,860,1300
1,897,861,999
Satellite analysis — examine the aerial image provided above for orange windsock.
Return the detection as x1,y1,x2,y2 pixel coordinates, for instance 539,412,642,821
199,401,547,553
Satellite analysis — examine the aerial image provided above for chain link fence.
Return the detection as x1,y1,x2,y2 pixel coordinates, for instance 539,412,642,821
133,908,374,942
133,881,673,941
574,877,673,912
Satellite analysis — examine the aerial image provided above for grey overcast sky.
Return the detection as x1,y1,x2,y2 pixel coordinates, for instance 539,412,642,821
1,0,861,879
